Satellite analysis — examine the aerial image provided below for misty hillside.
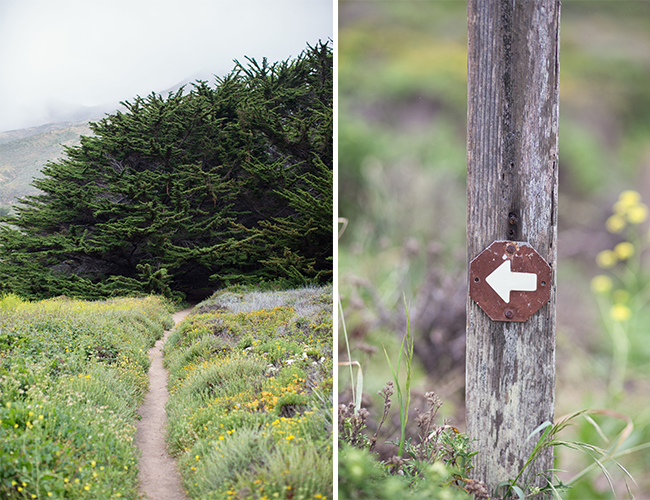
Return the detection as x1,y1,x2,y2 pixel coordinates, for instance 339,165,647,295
0,72,225,214
0,120,92,145
0,121,96,211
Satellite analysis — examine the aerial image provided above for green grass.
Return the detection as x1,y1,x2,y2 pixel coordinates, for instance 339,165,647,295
164,285,333,500
0,294,174,499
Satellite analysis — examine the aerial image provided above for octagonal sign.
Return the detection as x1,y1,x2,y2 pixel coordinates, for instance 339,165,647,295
469,240,551,322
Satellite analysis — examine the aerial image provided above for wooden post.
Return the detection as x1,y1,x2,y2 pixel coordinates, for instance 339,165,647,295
466,0,560,496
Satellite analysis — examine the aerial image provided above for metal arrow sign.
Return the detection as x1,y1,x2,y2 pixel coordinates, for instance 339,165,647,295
469,241,552,322
485,260,537,303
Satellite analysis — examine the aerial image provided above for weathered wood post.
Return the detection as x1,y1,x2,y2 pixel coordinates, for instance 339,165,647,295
466,0,560,496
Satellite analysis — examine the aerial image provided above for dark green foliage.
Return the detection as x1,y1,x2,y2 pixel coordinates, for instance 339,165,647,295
0,42,333,300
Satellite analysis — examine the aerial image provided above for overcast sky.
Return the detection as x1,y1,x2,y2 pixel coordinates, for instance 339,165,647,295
0,0,333,132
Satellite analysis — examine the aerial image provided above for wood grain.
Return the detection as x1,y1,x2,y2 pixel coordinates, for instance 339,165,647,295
466,0,560,495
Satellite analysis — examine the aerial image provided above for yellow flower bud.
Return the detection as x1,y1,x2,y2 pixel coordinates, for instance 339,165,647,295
590,275,613,294
626,203,648,224
610,303,632,322
606,214,626,233
596,250,617,268
617,190,641,209
614,241,634,260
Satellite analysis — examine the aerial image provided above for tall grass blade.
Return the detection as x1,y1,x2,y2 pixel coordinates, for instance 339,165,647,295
380,295,412,458
338,361,364,414
584,415,609,444
382,342,405,455
339,297,358,412
525,421,553,444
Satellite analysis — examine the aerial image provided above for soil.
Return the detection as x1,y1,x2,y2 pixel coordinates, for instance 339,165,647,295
135,308,193,500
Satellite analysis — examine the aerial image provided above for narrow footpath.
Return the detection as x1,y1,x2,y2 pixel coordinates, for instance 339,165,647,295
135,308,193,500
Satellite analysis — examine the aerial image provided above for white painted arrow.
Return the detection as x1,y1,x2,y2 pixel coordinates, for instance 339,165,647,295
485,260,537,303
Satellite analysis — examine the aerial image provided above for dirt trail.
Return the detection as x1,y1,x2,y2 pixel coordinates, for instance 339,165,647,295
135,308,193,500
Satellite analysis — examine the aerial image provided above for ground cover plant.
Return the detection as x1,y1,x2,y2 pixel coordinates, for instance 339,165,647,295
164,285,333,500
338,302,479,500
338,297,644,499
0,294,173,499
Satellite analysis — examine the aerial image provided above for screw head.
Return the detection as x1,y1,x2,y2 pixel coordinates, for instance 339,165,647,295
506,244,516,254
505,310,514,319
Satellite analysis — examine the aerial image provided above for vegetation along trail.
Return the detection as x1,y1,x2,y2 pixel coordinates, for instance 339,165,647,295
135,307,193,500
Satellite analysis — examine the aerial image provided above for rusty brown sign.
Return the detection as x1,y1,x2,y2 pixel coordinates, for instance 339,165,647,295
469,240,551,322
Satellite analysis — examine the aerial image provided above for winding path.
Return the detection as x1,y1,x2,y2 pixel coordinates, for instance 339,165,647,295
135,308,192,500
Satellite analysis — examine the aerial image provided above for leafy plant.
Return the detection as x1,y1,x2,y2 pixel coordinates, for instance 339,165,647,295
338,296,481,499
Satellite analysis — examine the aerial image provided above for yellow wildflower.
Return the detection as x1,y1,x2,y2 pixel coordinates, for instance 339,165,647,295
610,304,632,322
591,275,613,294
605,214,626,233
596,250,617,268
615,190,641,212
627,203,648,224
614,242,634,260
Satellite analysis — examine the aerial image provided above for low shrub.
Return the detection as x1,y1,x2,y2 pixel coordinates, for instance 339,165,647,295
164,285,333,500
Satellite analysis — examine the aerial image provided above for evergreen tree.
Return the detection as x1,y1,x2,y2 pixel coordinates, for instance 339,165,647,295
0,41,333,300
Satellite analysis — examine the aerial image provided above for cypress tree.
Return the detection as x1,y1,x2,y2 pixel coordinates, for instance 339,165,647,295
0,41,333,300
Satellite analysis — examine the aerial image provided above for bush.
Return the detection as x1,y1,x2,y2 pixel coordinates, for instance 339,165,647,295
164,285,333,499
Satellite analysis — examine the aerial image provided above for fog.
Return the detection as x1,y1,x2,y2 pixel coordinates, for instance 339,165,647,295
0,0,333,132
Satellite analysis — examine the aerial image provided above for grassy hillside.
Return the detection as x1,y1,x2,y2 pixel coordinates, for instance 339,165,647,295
0,294,174,499
164,285,333,499
0,284,333,499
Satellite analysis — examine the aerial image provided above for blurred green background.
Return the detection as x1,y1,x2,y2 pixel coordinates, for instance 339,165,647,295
338,1,650,498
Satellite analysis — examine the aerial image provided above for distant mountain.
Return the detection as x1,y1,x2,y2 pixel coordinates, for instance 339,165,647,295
157,70,220,95
0,121,95,210
0,120,96,145
0,99,124,137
